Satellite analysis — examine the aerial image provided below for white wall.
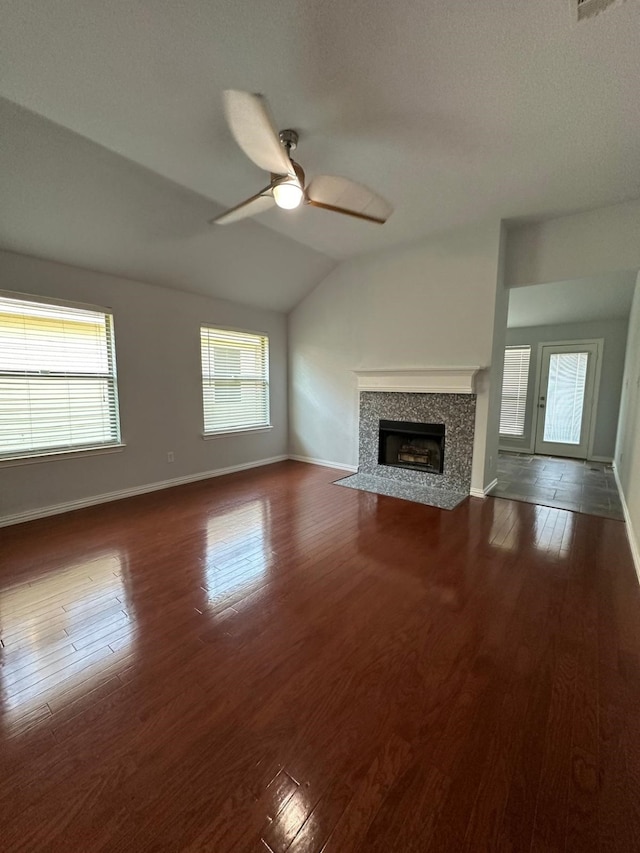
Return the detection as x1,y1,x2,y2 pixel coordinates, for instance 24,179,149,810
615,272,640,574
500,318,629,460
288,221,504,492
0,250,288,522
506,198,640,288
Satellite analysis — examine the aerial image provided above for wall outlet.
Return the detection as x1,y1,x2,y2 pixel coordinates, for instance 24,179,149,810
167,451,175,463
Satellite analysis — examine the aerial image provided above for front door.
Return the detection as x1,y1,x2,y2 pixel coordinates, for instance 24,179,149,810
534,342,599,459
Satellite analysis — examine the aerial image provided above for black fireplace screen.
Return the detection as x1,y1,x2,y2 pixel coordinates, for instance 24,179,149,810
378,420,445,474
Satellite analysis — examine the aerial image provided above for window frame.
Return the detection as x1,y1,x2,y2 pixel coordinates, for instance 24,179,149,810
0,290,124,465
200,325,271,437
499,344,532,438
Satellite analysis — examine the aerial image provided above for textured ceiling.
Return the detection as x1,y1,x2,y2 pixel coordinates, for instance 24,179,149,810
1,0,640,308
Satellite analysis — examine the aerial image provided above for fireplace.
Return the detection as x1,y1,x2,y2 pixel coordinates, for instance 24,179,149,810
378,420,445,474
356,391,476,495
345,370,481,507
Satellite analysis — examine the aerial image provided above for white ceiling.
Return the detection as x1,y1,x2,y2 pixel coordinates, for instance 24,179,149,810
507,271,638,328
1,0,640,309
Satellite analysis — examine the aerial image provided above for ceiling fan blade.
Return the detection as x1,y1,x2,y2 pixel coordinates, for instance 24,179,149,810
209,186,275,225
223,90,294,177
306,175,393,224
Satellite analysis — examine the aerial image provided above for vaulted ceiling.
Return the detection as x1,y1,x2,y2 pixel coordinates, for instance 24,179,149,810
1,0,639,310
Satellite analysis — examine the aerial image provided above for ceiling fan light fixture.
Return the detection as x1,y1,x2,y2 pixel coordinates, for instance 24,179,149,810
272,179,303,210
215,91,392,225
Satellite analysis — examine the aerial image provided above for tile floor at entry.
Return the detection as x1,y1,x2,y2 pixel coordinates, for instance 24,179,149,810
489,451,624,520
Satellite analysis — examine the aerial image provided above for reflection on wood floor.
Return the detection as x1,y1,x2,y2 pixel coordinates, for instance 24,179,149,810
1,460,639,851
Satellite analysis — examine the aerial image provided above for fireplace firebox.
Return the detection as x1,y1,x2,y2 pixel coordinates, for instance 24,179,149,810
378,420,445,474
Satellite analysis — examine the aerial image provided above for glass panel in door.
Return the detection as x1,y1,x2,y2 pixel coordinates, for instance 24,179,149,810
543,352,589,444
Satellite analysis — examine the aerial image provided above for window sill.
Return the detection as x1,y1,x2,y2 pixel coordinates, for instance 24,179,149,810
0,443,127,469
202,425,273,440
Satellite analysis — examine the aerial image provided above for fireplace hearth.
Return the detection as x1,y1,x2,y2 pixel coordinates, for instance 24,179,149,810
378,420,445,474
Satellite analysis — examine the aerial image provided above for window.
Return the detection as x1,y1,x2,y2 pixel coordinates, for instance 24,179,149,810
499,345,531,437
0,294,121,460
200,327,269,434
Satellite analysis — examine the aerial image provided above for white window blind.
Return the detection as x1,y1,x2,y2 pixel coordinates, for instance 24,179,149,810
0,295,121,460
201,327,269,434
543,352,589,444
499,345,531,437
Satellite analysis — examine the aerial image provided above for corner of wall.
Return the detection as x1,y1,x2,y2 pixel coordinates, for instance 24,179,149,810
614,271,640,582
478,221,510,491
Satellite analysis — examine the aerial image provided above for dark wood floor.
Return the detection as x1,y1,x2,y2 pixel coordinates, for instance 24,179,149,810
1,461,639,852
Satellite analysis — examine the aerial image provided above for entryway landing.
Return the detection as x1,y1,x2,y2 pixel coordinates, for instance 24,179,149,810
489,451,624,520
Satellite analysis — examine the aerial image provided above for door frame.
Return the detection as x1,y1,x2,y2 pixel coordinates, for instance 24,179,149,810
530,338,604,461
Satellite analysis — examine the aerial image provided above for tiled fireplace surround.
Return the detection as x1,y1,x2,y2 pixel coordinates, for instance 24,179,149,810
336,369,480,509
358,391,476,493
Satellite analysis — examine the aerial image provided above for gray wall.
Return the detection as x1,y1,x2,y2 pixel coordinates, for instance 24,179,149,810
500,318,629,460
0,250,288,522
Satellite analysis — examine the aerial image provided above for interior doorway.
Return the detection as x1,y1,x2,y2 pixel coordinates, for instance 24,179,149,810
490,272,637,518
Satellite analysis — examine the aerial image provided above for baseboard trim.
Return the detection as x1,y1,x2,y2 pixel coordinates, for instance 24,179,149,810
470,478,497,499
613,463,640,585
588,455,614,464
288,454,358,473
0,455,289,528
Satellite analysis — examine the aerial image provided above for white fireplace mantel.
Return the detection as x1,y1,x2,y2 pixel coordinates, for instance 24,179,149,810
353,367,482,395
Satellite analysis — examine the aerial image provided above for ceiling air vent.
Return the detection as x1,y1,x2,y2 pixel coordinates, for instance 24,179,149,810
575,0,626,21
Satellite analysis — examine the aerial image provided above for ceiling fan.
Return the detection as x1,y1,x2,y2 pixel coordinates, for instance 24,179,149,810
210,90,393,226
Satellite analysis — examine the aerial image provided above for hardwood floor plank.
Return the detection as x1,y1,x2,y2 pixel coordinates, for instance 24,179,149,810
318,734,413,853
564,521,600,853
462,556,561,850
360,761,450,853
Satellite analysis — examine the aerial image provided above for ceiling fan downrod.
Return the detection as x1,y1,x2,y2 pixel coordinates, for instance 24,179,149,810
279,129,298,154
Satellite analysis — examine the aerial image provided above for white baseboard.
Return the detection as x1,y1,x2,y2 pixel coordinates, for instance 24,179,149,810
613,464,640,585
0,455,288,528
470,478,497,499
288,454,358,473
588,455,614,464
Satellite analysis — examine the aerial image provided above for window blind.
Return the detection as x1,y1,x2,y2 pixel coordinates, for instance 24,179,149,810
499,345,531,437
0,295,121,460
543,352,589,444
201,327,269,434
